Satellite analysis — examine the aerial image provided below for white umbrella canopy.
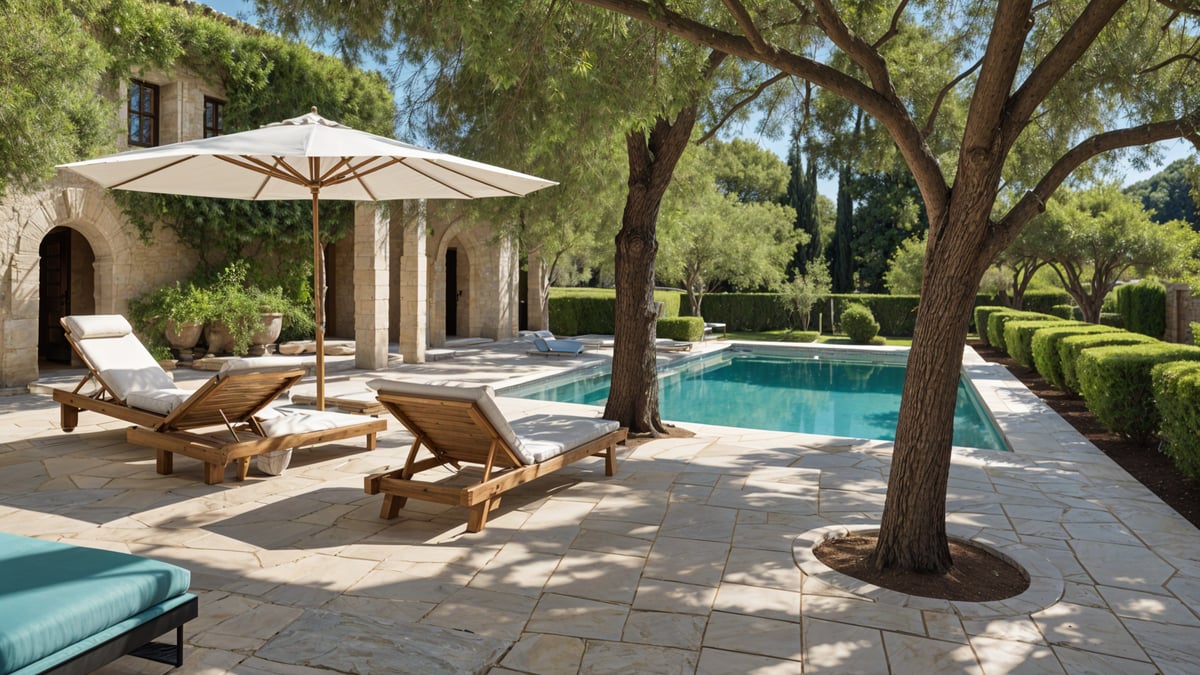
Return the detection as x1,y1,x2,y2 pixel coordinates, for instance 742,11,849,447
59,108,556,408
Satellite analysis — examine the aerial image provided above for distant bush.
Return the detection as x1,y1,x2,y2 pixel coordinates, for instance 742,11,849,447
1116,281,1166,338
1004,319,1081,368
986,310,1058,352
1049,304,1083,320
1152,361,1200,478
1192,322,1200,347
1077,343,1200,442
657,317,705,342
1032,324,1121,389
1058,332,1158,394
973,306,1006,344
841,303,880,344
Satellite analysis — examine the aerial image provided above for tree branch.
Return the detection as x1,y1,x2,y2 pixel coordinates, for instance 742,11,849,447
571,0,948,217
721,0,770,56
696,71,790,144
873,0,912,50
999,117,1200,240
1004,0,1126,147
961,1,1033,164
1142,52,1200,75
923,57,983,137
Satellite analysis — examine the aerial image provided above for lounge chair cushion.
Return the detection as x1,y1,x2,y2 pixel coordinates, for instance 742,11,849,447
509,414,621,463
125,388,193,415
0,532,192,674
62,315,175,400
256,406,378,437
532,337,585,355
218,356,309,375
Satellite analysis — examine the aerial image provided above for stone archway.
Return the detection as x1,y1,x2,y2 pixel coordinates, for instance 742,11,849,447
1,182,191,388
427,211,520,344
38,226,96,363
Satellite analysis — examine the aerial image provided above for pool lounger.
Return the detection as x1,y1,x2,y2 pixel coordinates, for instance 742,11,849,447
365,380,626,532
0,532,198,674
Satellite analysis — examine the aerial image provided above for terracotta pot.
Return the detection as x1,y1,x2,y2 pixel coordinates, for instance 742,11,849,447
164,320,203,351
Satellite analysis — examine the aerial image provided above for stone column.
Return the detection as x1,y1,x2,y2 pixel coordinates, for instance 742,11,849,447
399,201,427,364
353,202,389,370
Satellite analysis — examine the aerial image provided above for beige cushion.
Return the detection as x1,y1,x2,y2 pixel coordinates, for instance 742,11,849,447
63,315,134,340
509,414,620,463
255,407,371,437
125,388,192,415
218,356,309,376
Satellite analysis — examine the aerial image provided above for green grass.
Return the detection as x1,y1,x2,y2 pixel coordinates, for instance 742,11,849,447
726,330,912,347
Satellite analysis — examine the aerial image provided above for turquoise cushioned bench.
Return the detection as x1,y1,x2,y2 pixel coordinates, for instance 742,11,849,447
0,532,197,674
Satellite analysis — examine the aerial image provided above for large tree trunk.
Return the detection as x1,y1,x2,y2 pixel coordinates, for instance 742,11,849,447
871,208,992,573
604,112,698,433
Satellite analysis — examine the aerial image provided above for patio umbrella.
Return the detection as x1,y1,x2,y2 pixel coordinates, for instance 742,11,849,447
59,108,555,409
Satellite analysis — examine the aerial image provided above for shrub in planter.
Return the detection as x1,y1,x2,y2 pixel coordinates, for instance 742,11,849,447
1077,342,1200,442
973,306,1006,344
1151,361,1200,478
657,316,705,342
1031,324,1121,389
1003,318,1077,367
840,303,879,344
205,262,291,356
128,281,214,352
986,310,1057,352
1058,331,1157,394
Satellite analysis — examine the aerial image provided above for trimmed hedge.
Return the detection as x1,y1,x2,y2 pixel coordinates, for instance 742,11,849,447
1050,304,1082,320
1058,332,1158,394
1151,361,1200,478
1031,324,1122,389
986,310,1058,352
1116,280,1166,339
547,289,681,335
1004,319,1082,368
690,293,791,331
973,289,1072,317
657,316,705,341
841,303,880,343
1193,322,1200,346
974,306,1006,345
1099,312,1124,328
1077,342,1200,442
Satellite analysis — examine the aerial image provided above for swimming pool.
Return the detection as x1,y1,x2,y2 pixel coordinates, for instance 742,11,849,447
503,346,1009,451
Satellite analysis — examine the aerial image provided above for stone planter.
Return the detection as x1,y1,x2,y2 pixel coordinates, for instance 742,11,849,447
203,321,236,355
164,320,203,360
249,312,284,356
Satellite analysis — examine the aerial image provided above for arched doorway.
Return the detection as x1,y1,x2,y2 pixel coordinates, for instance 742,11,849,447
38,227,95,364
443,244,472,339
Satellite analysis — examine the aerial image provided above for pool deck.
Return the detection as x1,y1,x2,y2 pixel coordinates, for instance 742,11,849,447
3,339,1198,673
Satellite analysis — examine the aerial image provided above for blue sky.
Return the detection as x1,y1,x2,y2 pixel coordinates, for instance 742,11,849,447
203,0,1191,196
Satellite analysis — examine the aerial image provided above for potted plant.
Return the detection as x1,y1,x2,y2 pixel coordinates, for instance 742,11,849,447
203,262,293,356
129,282,212,358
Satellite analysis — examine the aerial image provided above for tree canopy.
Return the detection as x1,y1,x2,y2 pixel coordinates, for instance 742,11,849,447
1125,158,1199,228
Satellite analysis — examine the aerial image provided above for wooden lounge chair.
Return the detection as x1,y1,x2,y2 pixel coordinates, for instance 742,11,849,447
365,380,626,532
52,315,386,484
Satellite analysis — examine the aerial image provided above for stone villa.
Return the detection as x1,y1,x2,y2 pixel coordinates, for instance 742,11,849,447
0,48,544,392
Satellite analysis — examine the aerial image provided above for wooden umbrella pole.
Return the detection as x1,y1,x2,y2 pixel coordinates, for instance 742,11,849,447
312,187,325,410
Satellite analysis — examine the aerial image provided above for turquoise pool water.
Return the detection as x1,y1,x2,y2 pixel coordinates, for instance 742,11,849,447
504,348,1008,451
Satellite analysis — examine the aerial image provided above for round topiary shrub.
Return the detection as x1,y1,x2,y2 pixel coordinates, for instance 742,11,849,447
841,303,880,344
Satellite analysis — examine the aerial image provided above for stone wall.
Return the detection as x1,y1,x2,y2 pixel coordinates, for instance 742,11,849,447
1165,283,1200,345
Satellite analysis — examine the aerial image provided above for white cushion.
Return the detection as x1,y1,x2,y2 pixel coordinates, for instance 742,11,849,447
219,356,309,375
509,414,620,463
82,334,175,400
125,388,193,415
63,315,134,340
256,407,371,437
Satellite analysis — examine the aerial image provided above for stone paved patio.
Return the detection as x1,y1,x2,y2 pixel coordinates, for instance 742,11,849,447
2,340,1198,673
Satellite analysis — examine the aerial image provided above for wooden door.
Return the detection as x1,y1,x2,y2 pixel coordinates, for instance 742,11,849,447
39,228,72,362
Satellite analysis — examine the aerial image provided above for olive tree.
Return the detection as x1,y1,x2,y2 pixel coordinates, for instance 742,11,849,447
573,0,1200,572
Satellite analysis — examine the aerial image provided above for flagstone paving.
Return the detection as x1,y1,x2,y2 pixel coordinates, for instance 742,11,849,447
2,340,1198,673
